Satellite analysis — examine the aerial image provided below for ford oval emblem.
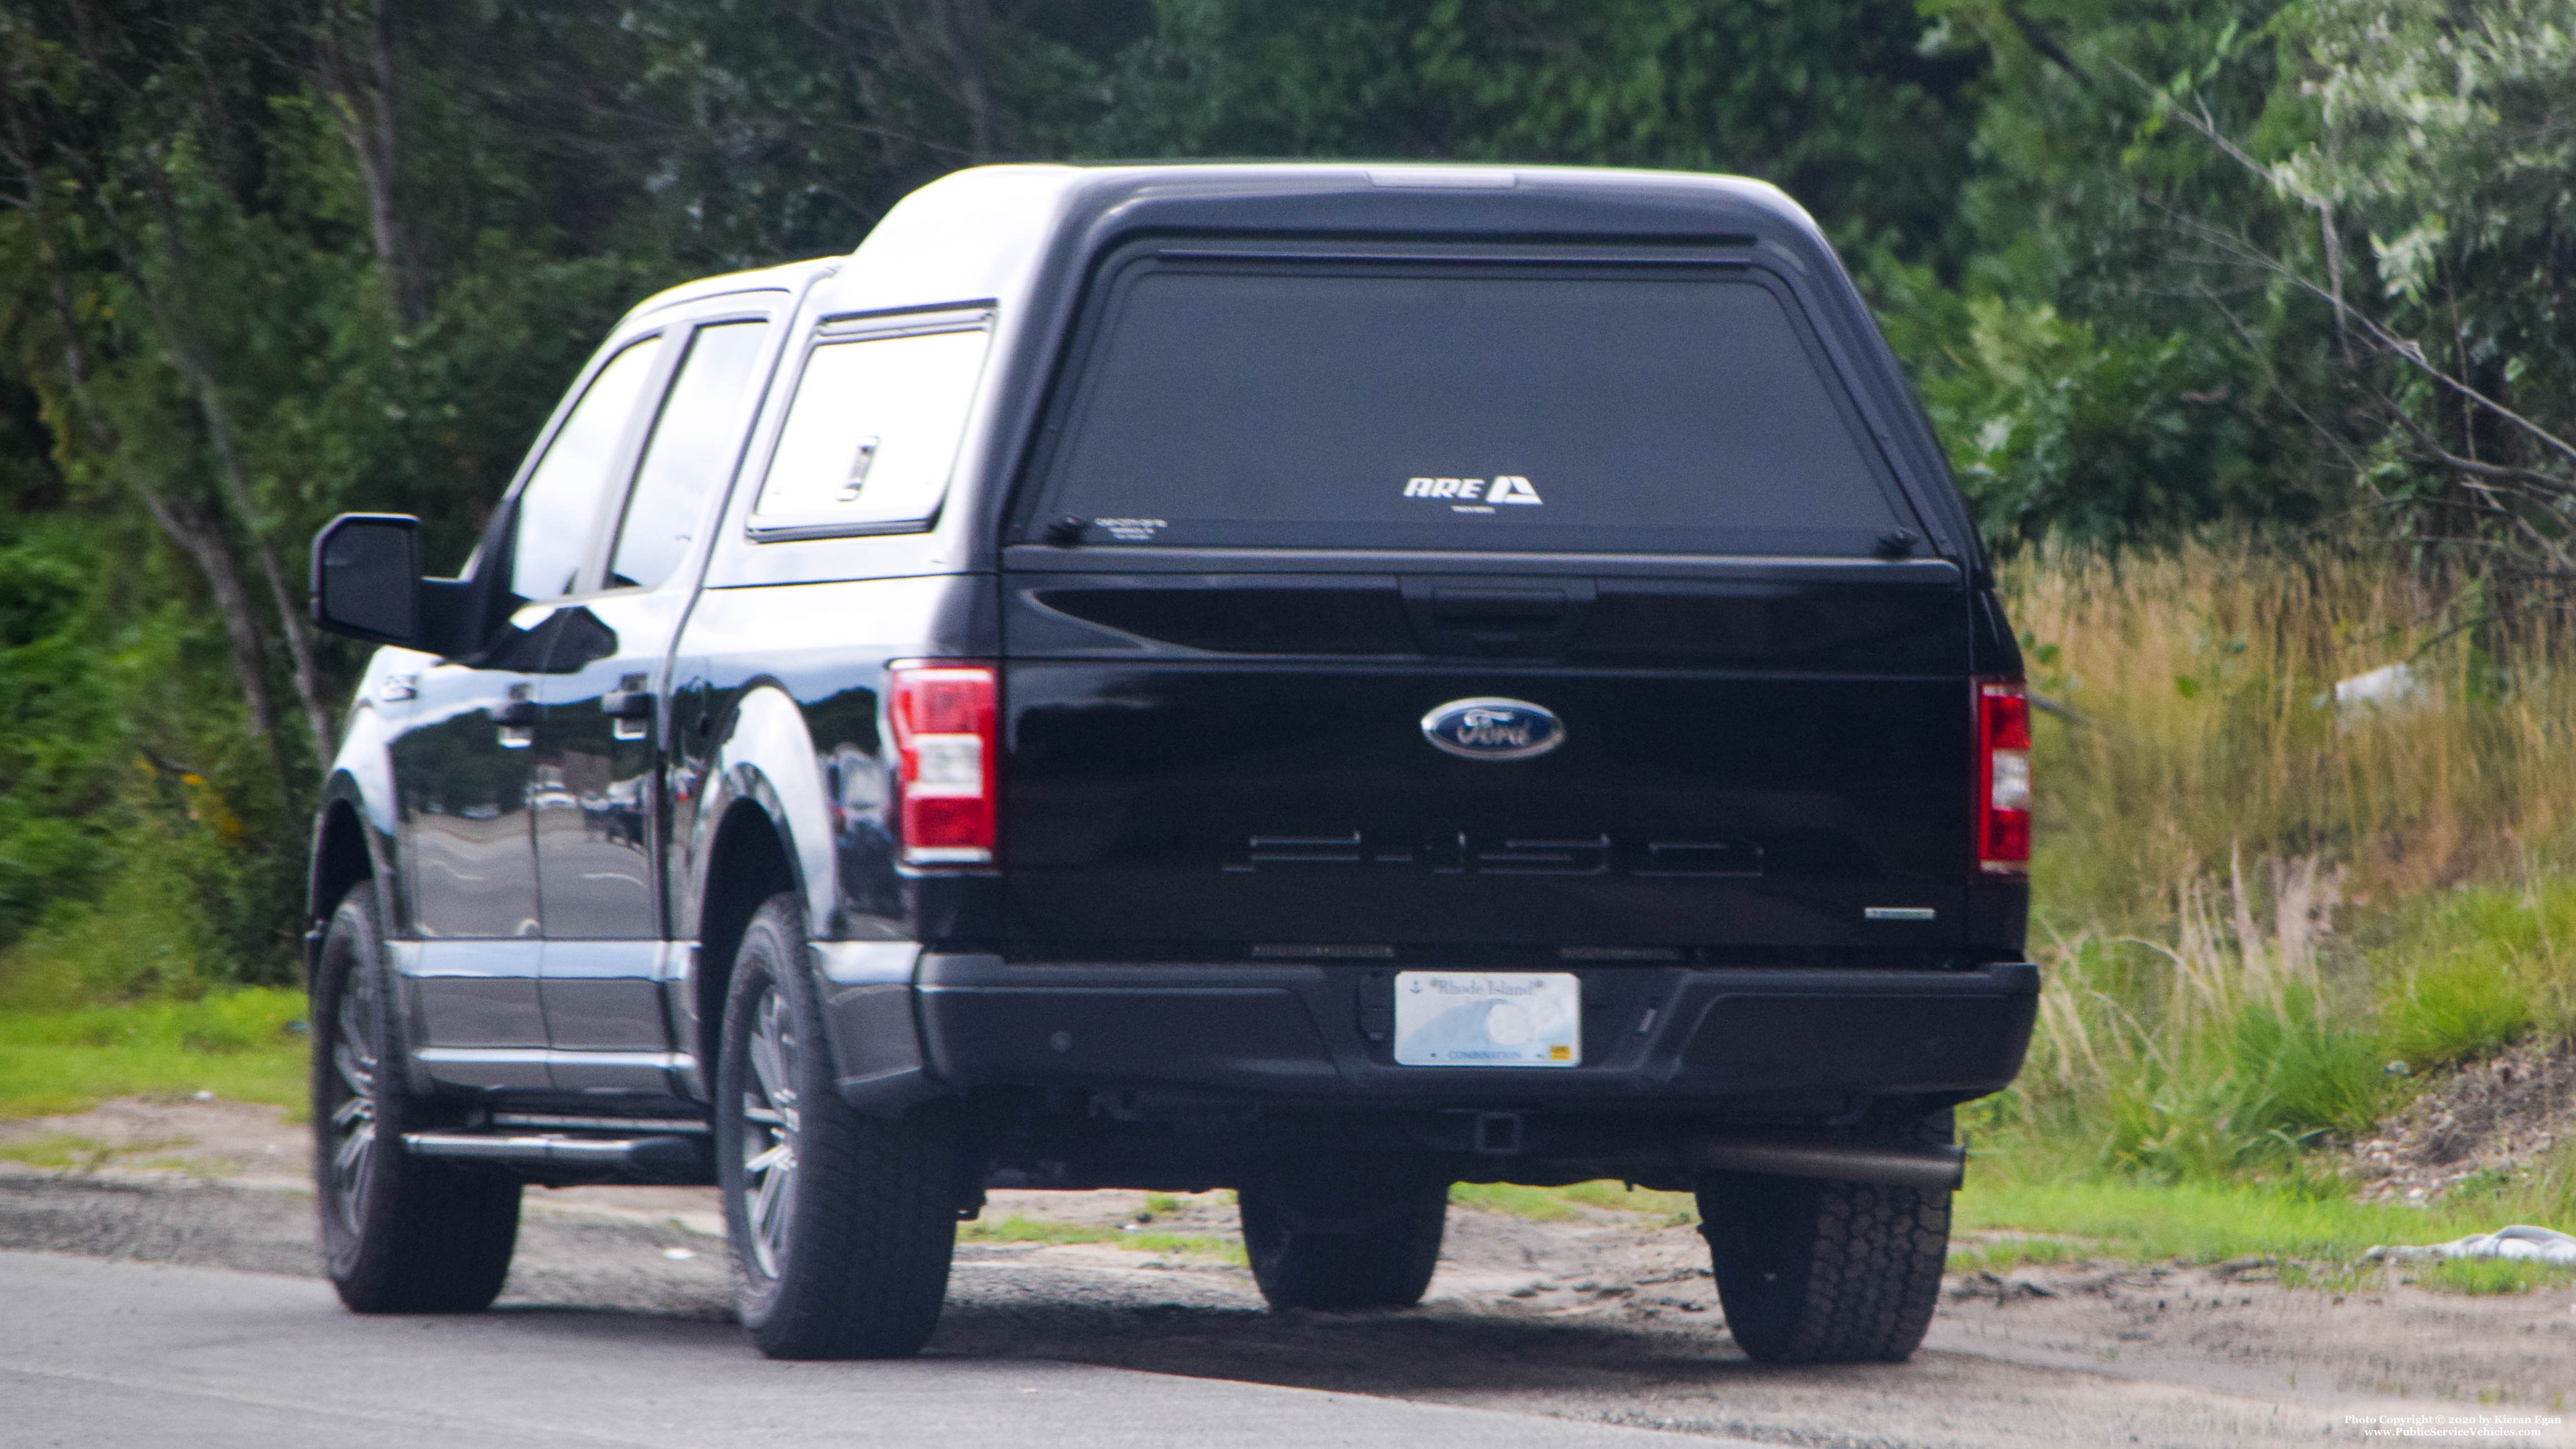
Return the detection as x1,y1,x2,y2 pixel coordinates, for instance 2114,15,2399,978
1421,698,1565,762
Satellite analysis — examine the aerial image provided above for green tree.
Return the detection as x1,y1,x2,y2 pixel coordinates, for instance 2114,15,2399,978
1094,0,1988,277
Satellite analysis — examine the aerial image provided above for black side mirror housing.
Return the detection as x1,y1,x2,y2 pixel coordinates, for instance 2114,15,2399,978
312,513,423,646
311,512,496,658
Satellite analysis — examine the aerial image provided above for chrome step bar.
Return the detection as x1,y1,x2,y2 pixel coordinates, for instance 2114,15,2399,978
400,1131,703,1169
490,1112,709,1136
1687,1136,1967,1191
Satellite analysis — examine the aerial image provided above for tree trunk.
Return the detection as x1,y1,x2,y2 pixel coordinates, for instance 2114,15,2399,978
47,290,292,773
129,480,293,772
12,117,294,778
193,364,342,763
318,0,423,327
124,172,343,764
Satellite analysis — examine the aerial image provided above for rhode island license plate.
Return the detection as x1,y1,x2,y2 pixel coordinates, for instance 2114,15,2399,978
1392,971,1581,1067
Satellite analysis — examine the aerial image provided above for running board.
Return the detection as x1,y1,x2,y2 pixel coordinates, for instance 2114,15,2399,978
490,1112,709,1136
400,1131,705,1172
1686,1137,1966,1191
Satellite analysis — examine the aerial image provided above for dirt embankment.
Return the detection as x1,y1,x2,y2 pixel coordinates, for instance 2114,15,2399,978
5,1099,2572,1449
2347,1037,2575,1205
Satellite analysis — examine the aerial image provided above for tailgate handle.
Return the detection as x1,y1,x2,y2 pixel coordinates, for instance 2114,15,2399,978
1432,588,1564,626
1404,578,1595,655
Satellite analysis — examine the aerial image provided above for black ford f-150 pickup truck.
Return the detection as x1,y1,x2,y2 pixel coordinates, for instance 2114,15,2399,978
305,161,2037,1366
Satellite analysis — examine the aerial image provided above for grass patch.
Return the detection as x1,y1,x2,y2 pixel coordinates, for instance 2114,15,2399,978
0,1132,197,1172
0,987,308,1118
1450,1182,1584,1221
1450,1180,1699,1224
2417,1257,2576,1296
960,1214,1118,1245
2371,883,2574,1070
0,1133,105,1169
1947,1236,2088,1274
1452,1180,1587,1211
1555,1180,1699,1221
1958,1171,2559,1266
958,1213,1245,1264
1120,1231,1248,1265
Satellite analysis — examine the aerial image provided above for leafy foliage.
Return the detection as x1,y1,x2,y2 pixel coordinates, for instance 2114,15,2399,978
1100,0,1986,273
0,0,2001,995
3,0,2571,1004
1916,0,2576,557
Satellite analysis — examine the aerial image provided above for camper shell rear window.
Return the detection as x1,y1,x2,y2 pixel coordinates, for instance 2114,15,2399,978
1020,251,1922,555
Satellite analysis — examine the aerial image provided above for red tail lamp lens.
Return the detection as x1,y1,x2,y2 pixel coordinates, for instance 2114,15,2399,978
888,663,997,866
1977,678,2032,875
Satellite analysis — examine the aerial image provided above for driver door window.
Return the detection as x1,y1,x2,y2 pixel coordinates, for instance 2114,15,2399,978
607,320,773,591
510,337,664,601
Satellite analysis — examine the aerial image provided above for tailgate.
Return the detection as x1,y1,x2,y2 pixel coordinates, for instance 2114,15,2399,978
999,565,1972,959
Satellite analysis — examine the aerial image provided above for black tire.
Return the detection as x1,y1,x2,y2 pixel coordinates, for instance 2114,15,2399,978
717,894,960,1359
311,885,522,1313
1238,1165,1447,1311
1696,1110,1953,1364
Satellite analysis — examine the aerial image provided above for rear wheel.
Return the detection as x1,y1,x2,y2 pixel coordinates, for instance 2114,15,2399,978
311,885,522,1312
718,895,960,1359
1697,1110,1953,1364
1238,1165,1447,1310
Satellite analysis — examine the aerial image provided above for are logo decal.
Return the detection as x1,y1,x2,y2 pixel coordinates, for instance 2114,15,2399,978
1404,474,1542,514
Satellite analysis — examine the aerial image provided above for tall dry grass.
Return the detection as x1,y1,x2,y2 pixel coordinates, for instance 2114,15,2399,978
2011,541,2576,933
1988,539,2576,1189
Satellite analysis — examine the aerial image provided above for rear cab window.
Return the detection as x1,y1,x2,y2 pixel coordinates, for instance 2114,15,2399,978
1019,249,1925,556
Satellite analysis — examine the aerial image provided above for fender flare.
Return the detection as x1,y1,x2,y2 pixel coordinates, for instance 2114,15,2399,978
682,682,842,947
683,683,939,1112
308,703,402,979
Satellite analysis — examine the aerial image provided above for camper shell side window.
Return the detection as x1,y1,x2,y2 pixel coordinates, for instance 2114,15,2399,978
745,308,997,544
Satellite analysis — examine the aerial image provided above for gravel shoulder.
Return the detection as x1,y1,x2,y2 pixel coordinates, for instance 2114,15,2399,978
5,1099,2571,1447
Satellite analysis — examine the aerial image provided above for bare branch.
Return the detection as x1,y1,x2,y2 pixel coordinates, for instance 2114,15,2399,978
2391,410,2576,497
2187,279,2372,477
2150,197,2576,473
2002,5,2096,90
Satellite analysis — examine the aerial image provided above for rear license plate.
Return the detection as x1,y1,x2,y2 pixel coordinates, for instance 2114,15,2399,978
1393,972,1581,1067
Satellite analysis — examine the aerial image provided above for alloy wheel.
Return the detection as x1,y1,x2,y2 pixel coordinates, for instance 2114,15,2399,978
328,963,380,1234
740,982,802,1278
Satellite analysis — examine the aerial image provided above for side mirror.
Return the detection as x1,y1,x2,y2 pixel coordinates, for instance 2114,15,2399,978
311,513,423,647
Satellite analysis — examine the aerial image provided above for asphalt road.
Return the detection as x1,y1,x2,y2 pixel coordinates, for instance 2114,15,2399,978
1,1250,1749,1449
7,1124,2570,1449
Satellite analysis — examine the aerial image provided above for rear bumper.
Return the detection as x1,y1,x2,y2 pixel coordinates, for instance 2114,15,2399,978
816,950,2038,1116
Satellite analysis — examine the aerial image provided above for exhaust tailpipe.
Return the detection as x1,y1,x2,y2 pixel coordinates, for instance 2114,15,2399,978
1688,1136,1965,1192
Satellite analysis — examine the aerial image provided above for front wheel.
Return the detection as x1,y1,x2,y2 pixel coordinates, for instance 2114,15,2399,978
717,895,961,1359
1238,1165,1447,1311
311,885,521,1312
1697,1110,1953,1364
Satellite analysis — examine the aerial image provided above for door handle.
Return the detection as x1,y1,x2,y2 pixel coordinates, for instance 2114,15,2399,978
493,689,535,747
604,687,652,742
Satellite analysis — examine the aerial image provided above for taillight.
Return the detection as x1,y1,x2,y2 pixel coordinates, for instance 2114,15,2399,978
1976,677,2032,875
888,663,997,867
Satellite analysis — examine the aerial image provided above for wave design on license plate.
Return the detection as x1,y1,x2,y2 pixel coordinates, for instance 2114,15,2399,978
1393,971,1581,1067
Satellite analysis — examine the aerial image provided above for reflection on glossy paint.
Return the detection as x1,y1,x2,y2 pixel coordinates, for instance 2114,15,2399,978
666,575,977,946
393,659,542,941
